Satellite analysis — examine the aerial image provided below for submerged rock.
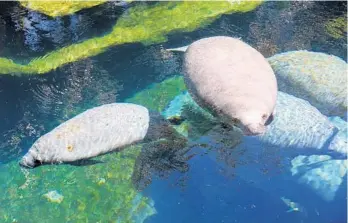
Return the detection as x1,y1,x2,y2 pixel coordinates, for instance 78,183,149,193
268,50,347,119
18,0,108,17
290,154,347,201
0,1,263,75
43,190,64,204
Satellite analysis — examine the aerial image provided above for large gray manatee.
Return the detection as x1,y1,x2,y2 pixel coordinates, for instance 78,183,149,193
20,103,182,168
171,36,278,136
165,91,347,157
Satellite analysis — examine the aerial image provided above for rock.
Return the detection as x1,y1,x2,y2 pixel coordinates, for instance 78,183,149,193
268,50,347,119
290,154,347,201
43,190,64,204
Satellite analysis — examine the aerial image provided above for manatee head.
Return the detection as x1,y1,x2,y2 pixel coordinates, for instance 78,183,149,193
235,111,274,136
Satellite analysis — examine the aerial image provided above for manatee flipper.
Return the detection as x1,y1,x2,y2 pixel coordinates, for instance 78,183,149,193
66,159,105,167
166,45,189,53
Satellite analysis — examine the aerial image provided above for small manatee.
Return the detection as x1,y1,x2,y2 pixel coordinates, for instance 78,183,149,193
19,103,184,168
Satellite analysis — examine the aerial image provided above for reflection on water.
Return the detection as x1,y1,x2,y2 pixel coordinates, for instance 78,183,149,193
0,1,347,223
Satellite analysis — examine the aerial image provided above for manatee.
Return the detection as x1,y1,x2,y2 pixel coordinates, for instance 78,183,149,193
164,90,347,157
170,36,278,135
19,103,184,168
257,91,347,156
268,50,347,119
176,92,347,202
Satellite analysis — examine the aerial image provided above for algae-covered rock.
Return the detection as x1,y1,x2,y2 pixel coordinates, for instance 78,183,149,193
268,50,347,119
324,17,347,39
18,0,109,17
0,145,156,223
126,75,186,112
0,0,263,75
168,49,347,120
43,190,64,204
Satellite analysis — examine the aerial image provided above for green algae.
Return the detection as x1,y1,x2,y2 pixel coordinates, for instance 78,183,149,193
0,75,196,222
19,0,109,17
0,0,263,76
0,145,156,223
126,75,186,112
324,17,347,39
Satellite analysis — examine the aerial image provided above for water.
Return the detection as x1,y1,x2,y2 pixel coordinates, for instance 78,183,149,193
0,1,347,223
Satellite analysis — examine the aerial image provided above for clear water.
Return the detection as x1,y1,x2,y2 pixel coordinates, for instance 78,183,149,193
0,1,347,223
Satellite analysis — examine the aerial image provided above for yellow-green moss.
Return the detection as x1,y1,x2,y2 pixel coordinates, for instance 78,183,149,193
19,0,108,17
1,0,263,76
0,145,156,223
324,17,347,39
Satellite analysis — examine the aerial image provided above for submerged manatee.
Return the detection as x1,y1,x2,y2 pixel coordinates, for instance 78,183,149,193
164,90,347,156
258,91,347,156
20,103,182,168
171,36,278,135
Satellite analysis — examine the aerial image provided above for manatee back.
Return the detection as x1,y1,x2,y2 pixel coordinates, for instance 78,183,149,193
31,103,150,163
183,36,277,119
259,92,347,155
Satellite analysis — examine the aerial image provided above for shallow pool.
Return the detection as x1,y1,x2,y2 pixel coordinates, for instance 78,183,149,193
0,1,347,223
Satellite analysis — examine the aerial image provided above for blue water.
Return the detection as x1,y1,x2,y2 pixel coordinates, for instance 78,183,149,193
0,1,347,223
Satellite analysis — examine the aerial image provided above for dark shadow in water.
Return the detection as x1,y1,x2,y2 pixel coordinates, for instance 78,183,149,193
132,112,193,191
0,1,129,59
132,138,192,191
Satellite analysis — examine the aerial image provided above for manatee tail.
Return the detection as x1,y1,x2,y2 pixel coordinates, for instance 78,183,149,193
19,152,40,169
166,45,189,53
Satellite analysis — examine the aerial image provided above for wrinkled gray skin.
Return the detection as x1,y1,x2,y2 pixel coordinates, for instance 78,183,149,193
257,91,347,156
180,36,278,136
20,103,183,168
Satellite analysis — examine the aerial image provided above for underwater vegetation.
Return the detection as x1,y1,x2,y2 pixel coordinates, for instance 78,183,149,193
126,75,186,113
0,145,156,223
248,1,347,59
0,73,195,222
18,0,109,17
0,0,263,76
324,17,347,39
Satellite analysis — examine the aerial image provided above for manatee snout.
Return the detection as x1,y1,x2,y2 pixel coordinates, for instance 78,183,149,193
242,123,267,136
239,113,275,136
19,152,41,169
